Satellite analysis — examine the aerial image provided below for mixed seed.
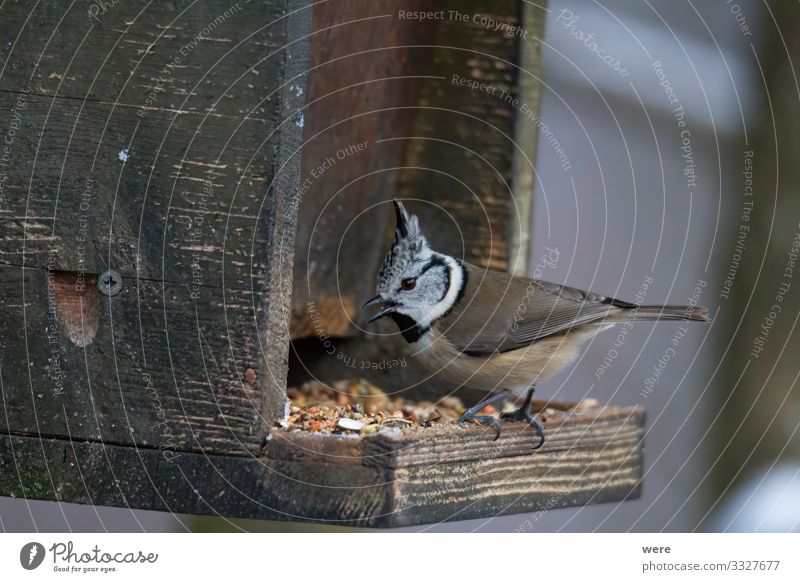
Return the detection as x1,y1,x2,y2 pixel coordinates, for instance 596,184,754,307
274,378,582,437
277,379,464,436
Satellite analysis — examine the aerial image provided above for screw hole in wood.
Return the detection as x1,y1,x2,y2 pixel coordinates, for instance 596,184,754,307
97,269,123,297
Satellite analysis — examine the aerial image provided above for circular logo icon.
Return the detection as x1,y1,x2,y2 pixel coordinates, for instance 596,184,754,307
20,542,46,570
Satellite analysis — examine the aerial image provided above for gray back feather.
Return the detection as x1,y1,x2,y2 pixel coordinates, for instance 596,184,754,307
439,263,623,355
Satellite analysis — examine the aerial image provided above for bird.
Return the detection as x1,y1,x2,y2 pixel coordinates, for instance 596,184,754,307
363,200,710,449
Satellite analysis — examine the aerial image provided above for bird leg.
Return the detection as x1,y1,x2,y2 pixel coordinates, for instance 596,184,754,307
457,389,509,441
500,386,545,449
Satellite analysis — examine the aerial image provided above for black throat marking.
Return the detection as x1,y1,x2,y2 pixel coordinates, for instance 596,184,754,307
389,313,425,343
389,258,468,344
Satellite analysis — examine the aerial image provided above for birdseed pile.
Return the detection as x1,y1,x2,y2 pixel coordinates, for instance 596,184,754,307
275,378,582,437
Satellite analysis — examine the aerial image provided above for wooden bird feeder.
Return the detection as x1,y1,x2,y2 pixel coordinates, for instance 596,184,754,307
0,0,644,527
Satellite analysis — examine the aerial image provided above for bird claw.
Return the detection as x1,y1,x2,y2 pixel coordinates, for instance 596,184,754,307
458,413,502,441
456,389,509,441
500,408,545,450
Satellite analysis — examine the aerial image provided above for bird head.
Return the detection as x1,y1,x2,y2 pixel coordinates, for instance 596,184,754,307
363,200,463,331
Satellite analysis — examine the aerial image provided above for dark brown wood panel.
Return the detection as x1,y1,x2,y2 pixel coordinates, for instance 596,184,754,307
0,92,290,290
0,0,312,453
290,0,532,341
394,0,523,272
290,0,437,339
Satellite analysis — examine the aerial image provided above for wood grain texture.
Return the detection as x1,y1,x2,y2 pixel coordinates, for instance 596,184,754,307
0,263,271,455
393,0,522,273
0,0,312,454
0,402,644,527
290,0,437,339
509,1,547,275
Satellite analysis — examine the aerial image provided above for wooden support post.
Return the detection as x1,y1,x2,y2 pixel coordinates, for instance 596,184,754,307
509,1,547,275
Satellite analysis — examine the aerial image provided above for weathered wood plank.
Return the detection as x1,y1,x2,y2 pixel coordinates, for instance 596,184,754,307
360,404,643,468
0,434,393,525
0,92,288,290
0,0,288,114
0,403,644,527
0,263,271,455
0,0,312,453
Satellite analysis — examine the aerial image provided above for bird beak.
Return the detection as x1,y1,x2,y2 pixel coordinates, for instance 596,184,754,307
362,295,383,309
362,295,397,323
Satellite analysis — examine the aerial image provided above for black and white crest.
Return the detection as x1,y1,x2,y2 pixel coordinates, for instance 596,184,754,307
366,199,466,333
376,201,432,294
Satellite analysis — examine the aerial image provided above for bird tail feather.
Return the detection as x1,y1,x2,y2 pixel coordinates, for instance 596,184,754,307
622,304,710,323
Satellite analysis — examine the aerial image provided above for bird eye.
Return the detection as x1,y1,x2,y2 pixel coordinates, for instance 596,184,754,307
401,277,417,291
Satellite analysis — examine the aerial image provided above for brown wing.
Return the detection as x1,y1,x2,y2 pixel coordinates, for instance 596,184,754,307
440,263,631,355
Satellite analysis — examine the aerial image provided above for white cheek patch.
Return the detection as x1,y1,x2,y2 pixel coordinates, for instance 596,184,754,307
415,255,464,329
